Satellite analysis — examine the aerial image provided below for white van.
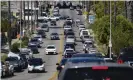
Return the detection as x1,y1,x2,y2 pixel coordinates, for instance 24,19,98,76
80,29,90,38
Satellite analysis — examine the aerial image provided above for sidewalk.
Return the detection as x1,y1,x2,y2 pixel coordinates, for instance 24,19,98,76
2,39,20,50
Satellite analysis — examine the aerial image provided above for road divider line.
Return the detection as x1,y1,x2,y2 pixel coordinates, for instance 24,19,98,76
48,21,64,80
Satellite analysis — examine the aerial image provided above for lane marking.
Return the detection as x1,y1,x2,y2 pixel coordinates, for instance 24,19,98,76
48,21,64,80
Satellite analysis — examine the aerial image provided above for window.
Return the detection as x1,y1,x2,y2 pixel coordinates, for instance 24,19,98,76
64,67,133,80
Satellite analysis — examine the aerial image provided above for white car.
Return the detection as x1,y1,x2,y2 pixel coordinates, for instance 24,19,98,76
89,48,97,54
78,25,86,31
28,58,45,73
64,25,72,30
83,40,93,50
45,45,57,55
66,35,75,44
49,16,59,21
64,48,75,55
66,18,73,23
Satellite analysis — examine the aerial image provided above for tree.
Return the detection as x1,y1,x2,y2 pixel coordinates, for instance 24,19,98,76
92,15,133,55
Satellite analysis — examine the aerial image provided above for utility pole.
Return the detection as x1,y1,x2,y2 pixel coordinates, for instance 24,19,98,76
7,1,12,51
31,1,33,33
114,1,116,27
23,1,25,33
109,1,112,58
20,1,22,51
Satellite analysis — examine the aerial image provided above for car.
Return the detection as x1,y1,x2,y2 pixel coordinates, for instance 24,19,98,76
66,35,75,44
28,38,41,48
37,29,46,38
78,25,85,31
81,35,91,43
64,52,77,58
65,31,75,37
50,20,56,26
75,19,81,26
60,15,69,20
64,29,73,35
64,25,72,30
50,33,59,40
117,47,133,66
83,40,94,50
40,23,49,32
64,48,75,55
86,47,98,54
58,62,133,80
64,21,72,26
49,15,60,21
38,17,48,23
19,48,33,58
1,61,14,78
70,6,74,10
53,14,61,20
5,57,23,72
28,58,45,73
64,42,75,51
80,29,90,38
77,10,82,15
77,23,84,28
66,18,73,23
33,35,43,44
45,45,57,55
19,53,28,69
28,44,39,54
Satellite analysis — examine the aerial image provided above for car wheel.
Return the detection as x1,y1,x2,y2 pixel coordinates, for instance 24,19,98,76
12,71,14,76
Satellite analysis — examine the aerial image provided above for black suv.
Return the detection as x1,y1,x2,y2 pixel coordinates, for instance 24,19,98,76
58,62,133,80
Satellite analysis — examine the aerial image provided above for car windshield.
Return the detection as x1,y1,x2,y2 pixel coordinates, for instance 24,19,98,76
83,32,88,35
28,45,37,48
47,46,55,49
63,67,133,80
29,59,43,66
84,36,89,38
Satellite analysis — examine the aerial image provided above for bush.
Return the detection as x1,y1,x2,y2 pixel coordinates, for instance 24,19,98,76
1,54,8,62
11,43,20,53
21,36,29,47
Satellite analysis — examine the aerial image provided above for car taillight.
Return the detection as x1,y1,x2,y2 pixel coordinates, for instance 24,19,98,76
92,66,108,70
117,59,123,64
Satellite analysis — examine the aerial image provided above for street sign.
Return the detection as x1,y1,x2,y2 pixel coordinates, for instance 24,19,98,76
109,40,112,47
88,15,95,24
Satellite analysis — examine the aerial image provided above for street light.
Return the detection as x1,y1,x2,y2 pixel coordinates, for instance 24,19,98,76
109,1,112,58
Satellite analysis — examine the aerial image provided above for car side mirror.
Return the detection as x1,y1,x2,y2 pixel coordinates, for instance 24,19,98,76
56,63,59,65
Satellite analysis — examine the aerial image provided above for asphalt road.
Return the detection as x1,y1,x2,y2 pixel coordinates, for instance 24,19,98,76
1,9,86,80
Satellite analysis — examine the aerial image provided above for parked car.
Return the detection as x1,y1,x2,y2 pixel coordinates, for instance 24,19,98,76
28,58,45,73
45,45,57,55
1,61,14,78
50,33,60,40
5,57,23,71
